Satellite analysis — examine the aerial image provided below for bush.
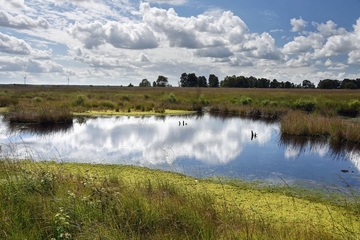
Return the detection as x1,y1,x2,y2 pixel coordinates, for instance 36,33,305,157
348,99,360,109
292,98,317,112
73,95,87,106
239,96,252,105
198,94,208,105
165,93,177,103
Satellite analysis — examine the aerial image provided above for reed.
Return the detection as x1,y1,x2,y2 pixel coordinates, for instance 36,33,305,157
281,111,360,143
4,105,73,124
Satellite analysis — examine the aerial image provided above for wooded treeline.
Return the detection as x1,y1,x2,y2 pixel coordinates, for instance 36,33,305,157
138,73,360,89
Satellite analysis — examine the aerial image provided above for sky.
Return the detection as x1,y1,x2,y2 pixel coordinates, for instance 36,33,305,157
1,0,360,86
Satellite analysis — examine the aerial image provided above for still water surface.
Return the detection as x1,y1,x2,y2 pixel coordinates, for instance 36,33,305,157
1,114,359,190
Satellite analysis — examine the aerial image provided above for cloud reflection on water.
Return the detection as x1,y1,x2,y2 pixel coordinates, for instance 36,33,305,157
0,114,359,187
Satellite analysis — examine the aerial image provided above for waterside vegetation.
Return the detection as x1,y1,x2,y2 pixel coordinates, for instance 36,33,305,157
0,84,360,142
1,160,359,239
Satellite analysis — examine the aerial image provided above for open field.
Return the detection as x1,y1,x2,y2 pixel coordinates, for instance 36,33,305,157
0,160,359,239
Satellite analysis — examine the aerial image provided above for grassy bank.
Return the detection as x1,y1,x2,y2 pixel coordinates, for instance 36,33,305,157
0,160,359,239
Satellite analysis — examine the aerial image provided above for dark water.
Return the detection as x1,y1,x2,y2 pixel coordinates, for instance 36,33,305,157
1,114,359,190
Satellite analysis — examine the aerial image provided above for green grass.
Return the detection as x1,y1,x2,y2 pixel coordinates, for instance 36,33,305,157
0,160,359,239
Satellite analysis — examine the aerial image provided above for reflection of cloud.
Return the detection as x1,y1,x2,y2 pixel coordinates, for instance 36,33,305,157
284,139,329,160
284,145,300,159
347,150,360,172
0,115,275,166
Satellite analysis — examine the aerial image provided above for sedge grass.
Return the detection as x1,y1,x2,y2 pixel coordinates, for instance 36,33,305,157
281,111,360,143
0,160,359,239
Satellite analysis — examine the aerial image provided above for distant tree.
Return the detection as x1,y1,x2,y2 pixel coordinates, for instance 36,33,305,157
198,76,208,87
344,82,357,89
270,79,279,88
156,75,168,87
187,73,198,87
317,79,340,89
247,76,257,88
256,78,270,88
237,76,250,88
180,73,188,87
284,81,292,88
139,79,151,87
302,80,315,88
208,74,219,88
128,83,134,87
221,75,236,87
152,81,157,87
340,79,358,89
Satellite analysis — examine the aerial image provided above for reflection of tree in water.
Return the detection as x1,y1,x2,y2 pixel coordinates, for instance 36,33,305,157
5,122,73,136
279,133,360,161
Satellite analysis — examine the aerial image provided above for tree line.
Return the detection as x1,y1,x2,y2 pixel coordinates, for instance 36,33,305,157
138,73,360,89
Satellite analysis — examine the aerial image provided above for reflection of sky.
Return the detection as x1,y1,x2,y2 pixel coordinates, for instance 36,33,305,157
0,114,359,189
0,115,273,165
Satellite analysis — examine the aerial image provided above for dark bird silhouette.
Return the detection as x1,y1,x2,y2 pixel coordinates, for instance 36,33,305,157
251,130,257,140
179,121,181,126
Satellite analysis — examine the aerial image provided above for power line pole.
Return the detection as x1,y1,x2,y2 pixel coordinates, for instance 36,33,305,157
24,75,26,85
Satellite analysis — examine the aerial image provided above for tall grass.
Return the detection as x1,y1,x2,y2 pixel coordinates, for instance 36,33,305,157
4,105,73,124
281,111,360,143
0,160,359,239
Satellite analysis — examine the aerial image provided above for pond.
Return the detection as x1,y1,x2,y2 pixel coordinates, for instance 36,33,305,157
1,113,360,190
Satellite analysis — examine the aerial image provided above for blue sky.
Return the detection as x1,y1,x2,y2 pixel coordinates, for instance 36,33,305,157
1,0,360,86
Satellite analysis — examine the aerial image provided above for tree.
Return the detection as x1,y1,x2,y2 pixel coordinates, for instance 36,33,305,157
187,73,198,87
198,76,208,87
284,81,292,88
340,79,358,89
270,79,279,88
152,81,157,87
302,80,315,88
180,73,188,87
208,74,219,88
256,78,270,88
156,75,168,87
139,79,151,87
317,79,340,89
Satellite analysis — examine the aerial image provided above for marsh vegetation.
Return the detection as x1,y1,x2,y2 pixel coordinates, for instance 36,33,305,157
0,84,360,142
0,160,359,239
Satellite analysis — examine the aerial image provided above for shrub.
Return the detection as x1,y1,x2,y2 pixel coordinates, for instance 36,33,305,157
348,99,360,109
73,95,87,106
198,94,209,105
239,96,252,105
337,99,360,117
165,93,177,103
292,98,317,112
